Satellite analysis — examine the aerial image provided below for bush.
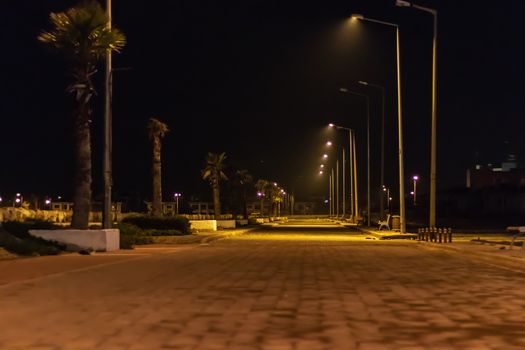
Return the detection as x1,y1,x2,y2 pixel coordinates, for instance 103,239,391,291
1,237,61,256
145,229,186,236
0,220,65,256
2,219,58,240
121,215,191,234
117,223,153,249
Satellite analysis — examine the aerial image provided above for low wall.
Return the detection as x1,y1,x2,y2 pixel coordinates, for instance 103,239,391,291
236,219,249,226
190,220,217,231
29,229,120,252
217,220,236,229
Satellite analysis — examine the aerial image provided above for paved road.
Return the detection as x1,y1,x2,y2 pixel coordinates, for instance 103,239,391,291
1,220,525,350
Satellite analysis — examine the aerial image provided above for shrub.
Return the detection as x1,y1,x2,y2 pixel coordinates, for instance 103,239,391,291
145,229,186,236
2,219,58,240
117,223,153,249
121,215,191,234
0,227,62,256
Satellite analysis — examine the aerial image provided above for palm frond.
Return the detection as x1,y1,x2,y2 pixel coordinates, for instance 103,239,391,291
148,118,169,139
38,0,126,62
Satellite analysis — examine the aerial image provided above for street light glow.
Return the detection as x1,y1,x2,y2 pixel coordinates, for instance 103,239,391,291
323,154,328,159
320,164,325,168
326,141,332,146
350,14,364,20
413,175,419,181
328,123,335,127
319,170,323,175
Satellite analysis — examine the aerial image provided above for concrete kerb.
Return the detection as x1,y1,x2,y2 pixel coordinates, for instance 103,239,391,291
358,226,418,240
199,226,260,244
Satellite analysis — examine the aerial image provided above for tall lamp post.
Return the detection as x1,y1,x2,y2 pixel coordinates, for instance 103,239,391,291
396,0,438,227
351,14,406,233
329,124,358,222
358,80,386,220
103,0,113,229
338,89,371,227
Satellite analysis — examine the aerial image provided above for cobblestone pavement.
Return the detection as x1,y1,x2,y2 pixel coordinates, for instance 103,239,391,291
1,221,525,350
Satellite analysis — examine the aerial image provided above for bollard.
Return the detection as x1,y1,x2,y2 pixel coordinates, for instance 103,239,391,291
438,228,442,243
424,227,429,242
448,228,452,243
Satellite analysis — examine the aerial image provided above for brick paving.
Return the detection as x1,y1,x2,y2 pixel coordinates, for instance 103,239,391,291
1,222,525,349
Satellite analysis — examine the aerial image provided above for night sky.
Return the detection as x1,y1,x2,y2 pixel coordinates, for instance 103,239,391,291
2,0,525,203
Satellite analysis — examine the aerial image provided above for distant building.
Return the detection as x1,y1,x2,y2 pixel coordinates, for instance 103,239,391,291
467,153,525,189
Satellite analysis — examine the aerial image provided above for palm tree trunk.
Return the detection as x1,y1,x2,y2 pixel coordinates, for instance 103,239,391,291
213,179,221,219
242,187,248,219
71,96,92,229
152,136,162,216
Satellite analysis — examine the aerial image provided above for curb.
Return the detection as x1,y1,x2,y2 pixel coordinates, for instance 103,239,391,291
200,226,260,244
417,241,525,271
358,227,418,240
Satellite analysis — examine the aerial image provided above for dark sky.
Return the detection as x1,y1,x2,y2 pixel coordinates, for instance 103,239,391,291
1,0,525,203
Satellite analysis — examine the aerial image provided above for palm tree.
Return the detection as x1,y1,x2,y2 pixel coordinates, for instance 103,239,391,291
202,152,228,219
255,179,271,217
236,169,253,219
38,1,125,229
148,118,169,217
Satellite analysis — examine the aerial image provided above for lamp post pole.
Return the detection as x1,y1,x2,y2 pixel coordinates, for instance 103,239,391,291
339,89,371,227
351,14,406,233
396,0,438,227
329,173,332,216
103,0,113,229
342,147,345,218
329,124,357,222
358,81,385,220
336,160,339,218
174,193,181,215
412,176,418,206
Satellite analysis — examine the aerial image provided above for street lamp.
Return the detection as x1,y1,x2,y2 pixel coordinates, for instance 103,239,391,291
383,186,391,214
339,88,371,227
350,14,407,233
412,175,419,206
103,0,113,229
358,80,386,220
329,123,358,222
395,0,438,228
174,193,182,215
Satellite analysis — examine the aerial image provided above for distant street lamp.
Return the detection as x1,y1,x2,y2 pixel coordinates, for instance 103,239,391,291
412,175,419,206
358,80,386,220
396,0,438,228
329,124,358,222
383,186,391,213
174,193,182,214
351,13,406,233
339,88,371,227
